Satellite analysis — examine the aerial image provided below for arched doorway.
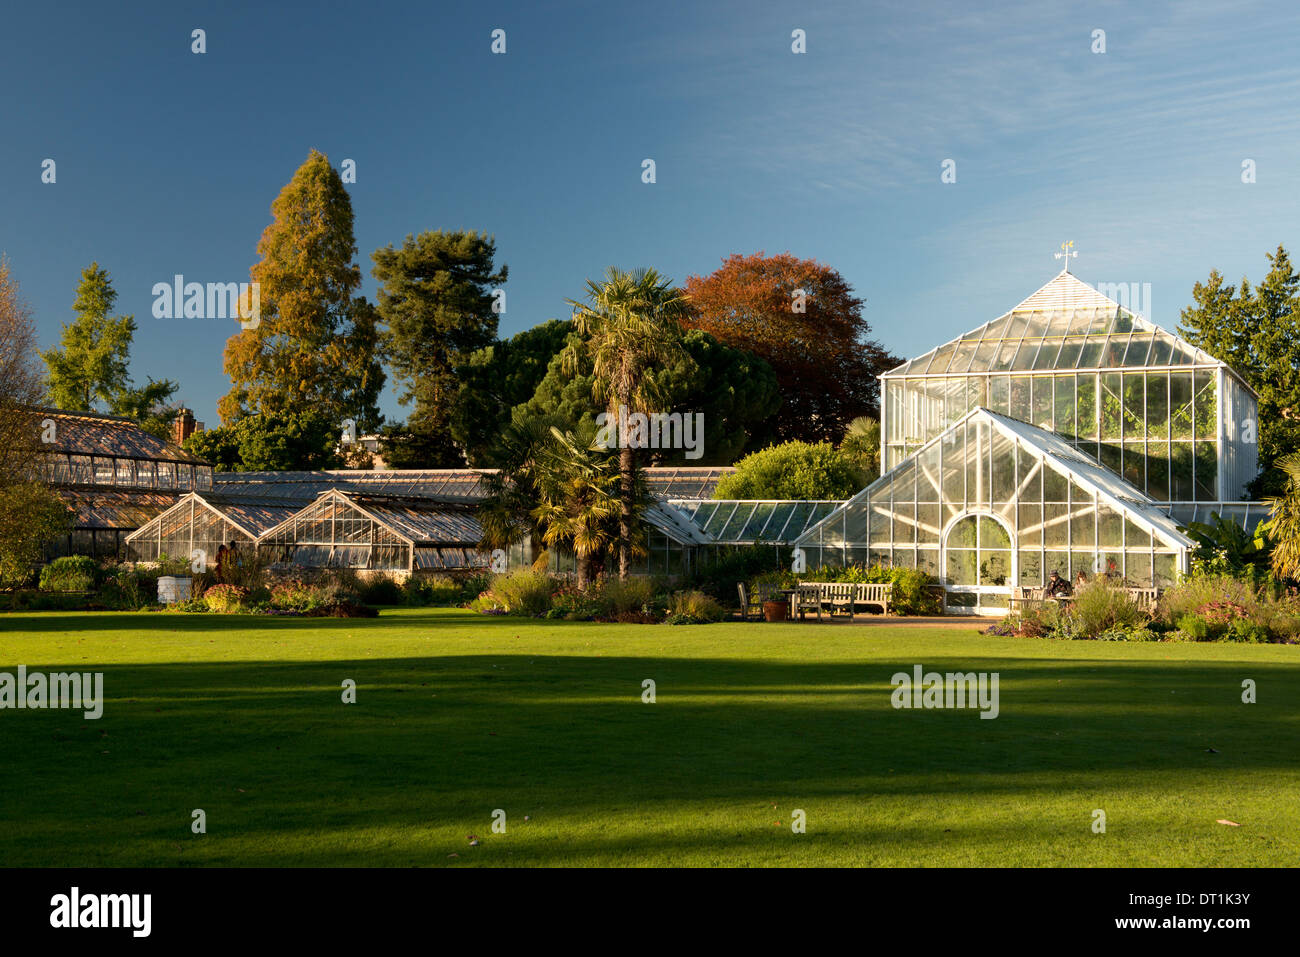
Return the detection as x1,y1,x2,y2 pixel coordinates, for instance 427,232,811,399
942,512,1014,615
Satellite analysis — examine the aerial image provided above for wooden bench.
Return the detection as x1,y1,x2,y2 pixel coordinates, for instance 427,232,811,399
1125,587,1159,611
853,582,891,616
791,581,893,620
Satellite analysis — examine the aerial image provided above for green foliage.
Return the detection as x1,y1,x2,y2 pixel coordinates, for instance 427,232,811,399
41,263,135,412
0,483,72,587
713,441,865,500
562,266,689,578
1070,579,1145,636
203,584,250,614
487,569,555,617
220,149,384,445
665,589,727,624
796,563,942,616
1178,246,1300,495
38,555,97,592
184,410,340,471
511,329,780,468
685,545,791,604
839,416,881,482
109,377,180,441
451,320,575,466
373,230,506,467
1261,450,1300,581
602,576,658,616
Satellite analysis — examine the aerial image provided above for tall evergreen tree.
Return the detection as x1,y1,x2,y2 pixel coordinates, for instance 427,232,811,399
1179,246,1300,495
40,262,180,436
220,149,385,443
41,263,137,411
372,230,507,467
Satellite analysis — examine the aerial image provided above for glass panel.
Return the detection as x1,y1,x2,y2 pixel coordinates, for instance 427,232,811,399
1194,370,1217,440
1194,441,1218,500
1146,373,1169,441
1146,446,1170,502
1122,373,1144,440
1170,373,1194,439
1077,375,1098,439
1172,443,1195,500
1100,373,1123,440
1070,493,1096,547
1123,441,1145,488
1055,376,1076,438
1018,550,1043,586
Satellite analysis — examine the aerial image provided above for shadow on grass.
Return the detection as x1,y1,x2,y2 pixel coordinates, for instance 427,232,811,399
1,642,1297,865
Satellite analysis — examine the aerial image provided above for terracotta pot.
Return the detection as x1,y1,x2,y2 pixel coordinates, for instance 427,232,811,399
762,599,789,623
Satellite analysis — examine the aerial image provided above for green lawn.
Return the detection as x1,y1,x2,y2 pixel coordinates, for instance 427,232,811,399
0,608,1296,866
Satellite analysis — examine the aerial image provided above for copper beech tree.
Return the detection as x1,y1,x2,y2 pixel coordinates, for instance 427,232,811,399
683,252,899,443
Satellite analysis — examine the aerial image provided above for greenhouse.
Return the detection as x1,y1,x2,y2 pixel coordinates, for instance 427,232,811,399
257,490,491,572
124,492,302,565
795,408,1196,615
880,271,1258,503
32,408,213,559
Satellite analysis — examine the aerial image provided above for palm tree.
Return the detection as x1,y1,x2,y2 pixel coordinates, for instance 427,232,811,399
562,267,689,578
1263,451,1300,580
839,416,881,483
478,416,564,563
531,427,618,586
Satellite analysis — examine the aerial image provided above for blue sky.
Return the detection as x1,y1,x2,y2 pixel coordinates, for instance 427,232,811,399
5,0,1300,428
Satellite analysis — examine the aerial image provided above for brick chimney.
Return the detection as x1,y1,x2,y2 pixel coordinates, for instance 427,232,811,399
173,408,198,446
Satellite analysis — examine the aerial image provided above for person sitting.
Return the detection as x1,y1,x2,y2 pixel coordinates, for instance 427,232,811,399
1047,571,1072,598
1074,570,1088,589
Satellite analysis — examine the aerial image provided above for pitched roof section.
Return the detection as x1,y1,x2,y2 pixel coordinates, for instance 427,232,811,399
884,271,1245,387
795,407,1195,551
31,408,207,464
216,466,735,503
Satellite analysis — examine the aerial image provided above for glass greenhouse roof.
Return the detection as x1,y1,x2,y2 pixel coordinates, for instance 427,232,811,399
670,500,843,544
217,467,733,504
30,408,207,463
883,272,1248,388
218,470,493,502
798,407,1195,552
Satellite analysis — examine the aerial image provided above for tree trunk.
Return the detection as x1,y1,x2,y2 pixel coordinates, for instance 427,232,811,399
619,442,634,580
576,553,590,588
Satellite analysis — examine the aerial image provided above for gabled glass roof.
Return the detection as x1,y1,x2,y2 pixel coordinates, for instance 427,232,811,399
669,499,843,544
884,271,1240,383
217,467,735,503
796,407,1195,552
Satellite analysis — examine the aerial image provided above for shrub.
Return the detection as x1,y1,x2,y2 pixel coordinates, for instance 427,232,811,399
268,578,334,613
203,584,250,613
713,441,866,499
603,577,657,616
1071,579,1145,637
488,569,555,617
666,589,727,624
38,555,97,593
1176,614,1211,641
402,577,462,607
688,546,790,605
358,575,404,606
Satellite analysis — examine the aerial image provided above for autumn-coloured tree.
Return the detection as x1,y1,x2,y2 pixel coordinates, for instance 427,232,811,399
220,150,384,442
683,252,899,443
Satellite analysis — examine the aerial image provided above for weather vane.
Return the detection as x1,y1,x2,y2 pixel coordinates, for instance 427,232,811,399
1054,241,1078,272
